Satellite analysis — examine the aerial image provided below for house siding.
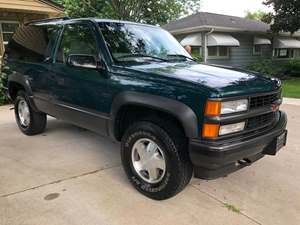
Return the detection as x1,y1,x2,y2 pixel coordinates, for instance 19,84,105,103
0,0,62,15
174,32,273,68
207,33,272,67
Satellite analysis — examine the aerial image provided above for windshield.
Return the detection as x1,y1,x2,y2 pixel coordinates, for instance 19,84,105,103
98,22,192,63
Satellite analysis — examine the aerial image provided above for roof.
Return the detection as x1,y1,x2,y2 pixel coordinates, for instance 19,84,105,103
162,12,270,34
0,0,64,15
39,0,64,11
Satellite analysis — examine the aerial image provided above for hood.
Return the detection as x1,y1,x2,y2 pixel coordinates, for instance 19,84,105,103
127,62,281,97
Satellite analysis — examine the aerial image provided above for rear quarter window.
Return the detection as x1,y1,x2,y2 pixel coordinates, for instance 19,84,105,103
5,24,61,63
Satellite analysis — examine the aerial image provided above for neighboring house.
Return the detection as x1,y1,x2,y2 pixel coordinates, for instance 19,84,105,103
0,0,63,58
162,12,300,67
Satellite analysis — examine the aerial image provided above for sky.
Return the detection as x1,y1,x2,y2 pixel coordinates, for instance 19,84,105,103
200,0,273,17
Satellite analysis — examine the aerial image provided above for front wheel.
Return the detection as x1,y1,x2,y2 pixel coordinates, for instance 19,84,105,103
121,121,193,200
14,91,47,135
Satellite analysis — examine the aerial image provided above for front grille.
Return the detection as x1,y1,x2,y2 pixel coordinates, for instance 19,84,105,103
208,91,282,140
246,112,276,130
250,92,280,109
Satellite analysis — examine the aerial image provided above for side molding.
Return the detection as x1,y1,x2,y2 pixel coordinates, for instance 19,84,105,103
110,91,199,139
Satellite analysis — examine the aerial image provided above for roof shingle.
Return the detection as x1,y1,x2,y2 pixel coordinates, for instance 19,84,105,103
162,12,270,33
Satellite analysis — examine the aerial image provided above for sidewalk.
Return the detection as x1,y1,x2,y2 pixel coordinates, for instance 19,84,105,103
283,97,300,106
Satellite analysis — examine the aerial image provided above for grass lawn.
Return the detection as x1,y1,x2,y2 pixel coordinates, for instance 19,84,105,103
282,78,300,98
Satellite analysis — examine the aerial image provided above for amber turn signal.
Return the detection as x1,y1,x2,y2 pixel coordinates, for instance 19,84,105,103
205,100,221,116
202,123,220,138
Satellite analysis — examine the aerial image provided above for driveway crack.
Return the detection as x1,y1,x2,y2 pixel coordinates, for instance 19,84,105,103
191,184,263,225
0,164,121,198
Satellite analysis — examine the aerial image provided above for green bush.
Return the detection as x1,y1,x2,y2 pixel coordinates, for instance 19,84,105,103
191,53,203,63
0,71,9,106
284,59,300,77
246,60,284,78
246,59,300,79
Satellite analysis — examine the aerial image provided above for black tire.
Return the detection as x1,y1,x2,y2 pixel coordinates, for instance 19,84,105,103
14,90,47,135
121,121,193,200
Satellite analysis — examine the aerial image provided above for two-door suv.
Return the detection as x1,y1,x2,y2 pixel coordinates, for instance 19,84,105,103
2,17,287,200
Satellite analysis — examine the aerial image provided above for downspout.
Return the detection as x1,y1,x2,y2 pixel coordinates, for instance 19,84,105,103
203,28,214,64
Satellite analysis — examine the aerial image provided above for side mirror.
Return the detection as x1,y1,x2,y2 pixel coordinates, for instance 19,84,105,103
67,54,98,69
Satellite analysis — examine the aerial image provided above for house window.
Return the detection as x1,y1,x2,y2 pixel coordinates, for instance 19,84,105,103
191,46,202,58
294,49,300,58
208,46,217,56
0,22,19,49
273,49,294,58
191,46,201,55
253,45,262,56
207,46,229,59
219,46,228,57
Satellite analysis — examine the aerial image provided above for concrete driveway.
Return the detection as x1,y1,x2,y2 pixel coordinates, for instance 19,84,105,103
0,103,299,225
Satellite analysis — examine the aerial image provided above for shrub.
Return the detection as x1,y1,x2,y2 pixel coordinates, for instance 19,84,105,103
246,59,297,79
0,71,9,106
191,53,203,63
246,60,281,77
284,59,300,77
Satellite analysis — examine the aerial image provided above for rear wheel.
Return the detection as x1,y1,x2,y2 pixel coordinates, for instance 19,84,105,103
14,91,47,135
121,121,193,200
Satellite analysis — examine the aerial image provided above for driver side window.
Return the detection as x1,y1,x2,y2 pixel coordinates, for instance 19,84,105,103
56,23,98,64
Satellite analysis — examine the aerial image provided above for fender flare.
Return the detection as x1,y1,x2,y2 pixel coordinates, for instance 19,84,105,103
109,91,199,139
8,73,39,111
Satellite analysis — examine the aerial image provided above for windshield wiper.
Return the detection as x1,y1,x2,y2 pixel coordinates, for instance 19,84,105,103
166,54,195,62
116,53,168,62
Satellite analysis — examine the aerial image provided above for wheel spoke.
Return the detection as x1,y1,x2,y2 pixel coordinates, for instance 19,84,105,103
133,161,147,171
147,167,159,181
135,142,147,160
146,142,157,153
151,155,166,170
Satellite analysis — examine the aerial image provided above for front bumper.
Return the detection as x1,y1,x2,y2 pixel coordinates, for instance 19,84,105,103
190,111,287,179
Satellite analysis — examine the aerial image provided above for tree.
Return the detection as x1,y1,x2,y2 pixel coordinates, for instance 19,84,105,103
59,0,201,25
264,0,300,34
244,10,268,22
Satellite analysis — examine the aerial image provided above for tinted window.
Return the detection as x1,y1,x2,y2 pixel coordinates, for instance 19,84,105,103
98,22,190,62
56,23,98,64
5,24,61,63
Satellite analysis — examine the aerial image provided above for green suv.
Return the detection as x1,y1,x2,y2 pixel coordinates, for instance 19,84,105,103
2,18,287,200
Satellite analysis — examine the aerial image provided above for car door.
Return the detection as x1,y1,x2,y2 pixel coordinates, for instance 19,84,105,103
49,21,109,135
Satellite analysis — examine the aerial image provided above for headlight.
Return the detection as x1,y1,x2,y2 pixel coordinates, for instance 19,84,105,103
221,99,248,114
219,122,246,136
205,99,248,116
